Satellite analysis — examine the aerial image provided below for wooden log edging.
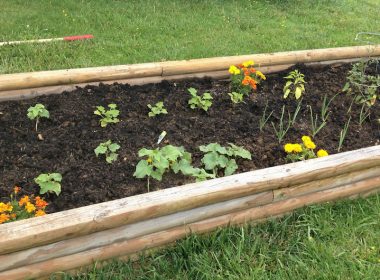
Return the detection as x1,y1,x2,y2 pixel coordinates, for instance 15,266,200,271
1,175,379,280
1,145,379,255
0,146,379,279
0,45,379,93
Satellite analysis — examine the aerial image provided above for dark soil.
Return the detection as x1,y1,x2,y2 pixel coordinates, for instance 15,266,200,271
0,63,379,213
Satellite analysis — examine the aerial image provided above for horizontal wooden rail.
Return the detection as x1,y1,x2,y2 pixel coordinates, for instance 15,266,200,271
1,165,379,272
0,45,379,92
1,176,379,280
1,145,379,255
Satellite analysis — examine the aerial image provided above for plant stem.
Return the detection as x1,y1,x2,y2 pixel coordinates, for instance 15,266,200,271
35,117,39,132
147,176,150,192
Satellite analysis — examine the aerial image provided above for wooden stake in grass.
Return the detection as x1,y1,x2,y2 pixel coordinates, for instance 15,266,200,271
0,34,94,47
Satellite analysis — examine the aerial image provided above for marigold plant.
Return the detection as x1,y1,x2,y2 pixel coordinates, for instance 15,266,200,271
229,60,266,96
284,136,328,162
0,186,48,224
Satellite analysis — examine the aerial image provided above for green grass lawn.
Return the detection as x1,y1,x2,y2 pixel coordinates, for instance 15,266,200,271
0,0,379,74
55,195,380,280
1,0,379,279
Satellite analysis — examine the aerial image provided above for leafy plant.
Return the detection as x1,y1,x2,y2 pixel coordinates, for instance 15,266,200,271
27,103,50,131
283,70,306,100
228,92,245,104
229,60,266,96
188,88,213,111
271,105,292,143
308,105,327,137
133,145,194,191
94,140,120,164
34,173,62,196
284,136,328,162
259,101,273,132
94,104,120,127
0,187,48,224
338,117,351,152
148,102,168,117
199,143,251,177
342,59,379,107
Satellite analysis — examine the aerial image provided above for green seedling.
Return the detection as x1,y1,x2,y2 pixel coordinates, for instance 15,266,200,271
188,87,213,111
34,173,62,196
359,103,371,126
199,143,251,177
283,70,306,100
259,101,273,132
94,104,120,127
94,140,120,164
271,105,292,143
148,102,168,117
27,103,49,131
338,117,351,152
228,92,245,104
133,145,194,192
308,105,327,137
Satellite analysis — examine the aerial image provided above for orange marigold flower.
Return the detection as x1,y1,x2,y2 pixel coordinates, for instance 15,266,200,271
10,213,17,219
249,79,257,90
0,213,10,224
14,186,21,194
35,209,46,217
238,64,244,68
35,196,49,209
242,76,252,86
244,71,250,76
19,195,29,206
250,68,256,73
25,202,36,213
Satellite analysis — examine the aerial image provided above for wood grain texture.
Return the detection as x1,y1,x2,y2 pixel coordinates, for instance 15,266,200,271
273,166,380,201
1,145,379,255
1,177,379,280
0,191,273,271
0,45,378,92
161,45,380,76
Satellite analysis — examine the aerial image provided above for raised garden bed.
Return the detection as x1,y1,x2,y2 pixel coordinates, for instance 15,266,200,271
0,46,379,279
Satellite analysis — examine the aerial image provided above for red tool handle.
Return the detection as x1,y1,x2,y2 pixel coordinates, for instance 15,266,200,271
63,34,94,41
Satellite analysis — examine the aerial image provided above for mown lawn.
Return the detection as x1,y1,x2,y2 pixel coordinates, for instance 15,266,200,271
1,1,379,279
0,0,379,73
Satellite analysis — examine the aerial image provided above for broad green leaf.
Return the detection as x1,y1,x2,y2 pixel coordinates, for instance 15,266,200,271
225,159,238,176
295,87,302,99
284,89,291,98
202,152,220,170
138,148,154,157
188,87,197,96
106,153,118,163
161,145,183,161
39,181,61,196
49,173,62,182
133,160,152,178
108,143,120,152
228,144,252,159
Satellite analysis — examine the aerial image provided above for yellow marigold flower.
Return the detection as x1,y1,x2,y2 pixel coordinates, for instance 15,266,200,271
304,140,316,150
25,202,36,213
256,70,266,80
19,195,29,206
0,213,10,224
0,202,12,213
242,60,254,67
293,144,303,153
317,149,329,157
228,65,240,75
284,143,294,153
301,136,312,144
35,209,46,217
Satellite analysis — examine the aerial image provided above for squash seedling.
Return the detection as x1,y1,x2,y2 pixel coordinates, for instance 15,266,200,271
133,145,194,192
199,143,251,177
283,70,306,100
188,87,213,111
27,104,49,131
228,92,245,104
147,102,168,117
34,173,62,196
94,140,120,163
94,104,120,127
